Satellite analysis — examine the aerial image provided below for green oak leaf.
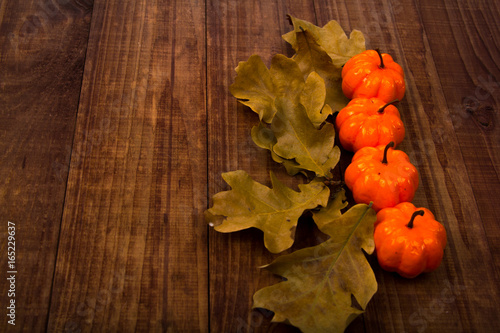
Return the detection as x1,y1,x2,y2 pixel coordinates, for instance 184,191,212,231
283,16,366,112
205,170,330,253
253,203,377,333
271,97,340,178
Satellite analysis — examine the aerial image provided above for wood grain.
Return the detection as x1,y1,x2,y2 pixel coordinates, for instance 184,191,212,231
320,0,499,332
0,0,499,332
46,0,208,331
387,0,500,331
0,0,92,331
207,1,322,331
417,0,500,276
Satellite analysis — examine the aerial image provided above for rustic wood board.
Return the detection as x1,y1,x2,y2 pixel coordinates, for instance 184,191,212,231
0,0,498,332
0,0,92,331
45,0,208,331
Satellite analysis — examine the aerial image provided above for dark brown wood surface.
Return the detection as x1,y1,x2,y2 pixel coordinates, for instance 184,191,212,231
1,0,499,332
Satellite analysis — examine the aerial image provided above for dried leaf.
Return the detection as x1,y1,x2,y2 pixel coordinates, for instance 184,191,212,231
251,122,303,176
205,170,330,253
283,16,366,112
271,97,340,178
312,188,348,230
292,28,348,112
230,54,304,123
234,54,339,178
253,203,377,332
300,71,333,128
284,16,366,68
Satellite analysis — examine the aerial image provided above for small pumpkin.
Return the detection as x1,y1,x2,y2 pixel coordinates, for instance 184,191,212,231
335,98,405,152
344,142,418,212
342,49,405,103
374,202,447,278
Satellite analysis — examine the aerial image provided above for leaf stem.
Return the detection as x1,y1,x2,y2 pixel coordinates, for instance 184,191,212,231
323,179,344,187
323,180,345,197
381,141,395,164
407,210,425,229
377,100,399,114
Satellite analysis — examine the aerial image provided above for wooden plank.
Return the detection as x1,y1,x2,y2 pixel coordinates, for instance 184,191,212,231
416,0,500,273
0,1,92,331
313,0,500,332
405,0,500,330
387,0,500,331
206,1,317,331
46,0,208,331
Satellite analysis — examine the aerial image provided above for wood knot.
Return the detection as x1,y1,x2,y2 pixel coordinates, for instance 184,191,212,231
467,103,495,130
462,97,495,131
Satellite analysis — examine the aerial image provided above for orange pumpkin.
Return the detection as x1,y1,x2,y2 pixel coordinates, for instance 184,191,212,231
374,202,447,278
344,142,418,212
342,49,405,103
335,98,405,152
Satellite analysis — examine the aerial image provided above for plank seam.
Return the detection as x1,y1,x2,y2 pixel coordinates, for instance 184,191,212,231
44,1,96,331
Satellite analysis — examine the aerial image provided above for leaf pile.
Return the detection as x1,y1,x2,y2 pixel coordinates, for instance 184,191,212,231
230,16,365,178
206,16,375,333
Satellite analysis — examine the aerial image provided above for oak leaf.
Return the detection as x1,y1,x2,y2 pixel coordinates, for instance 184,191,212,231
230,54,304,123
312,188,348,230
251,122,303,176
283,16,366,68
253,203,377,332
300,71,333,128
232,54,339,178
205,170,330,253
283,16,366,112
271,97,340,178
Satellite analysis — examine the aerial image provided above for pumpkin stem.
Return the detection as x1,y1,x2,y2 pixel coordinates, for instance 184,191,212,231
381,141,395,164
377,100,400,114
375,48,385,68
407,210,425,229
